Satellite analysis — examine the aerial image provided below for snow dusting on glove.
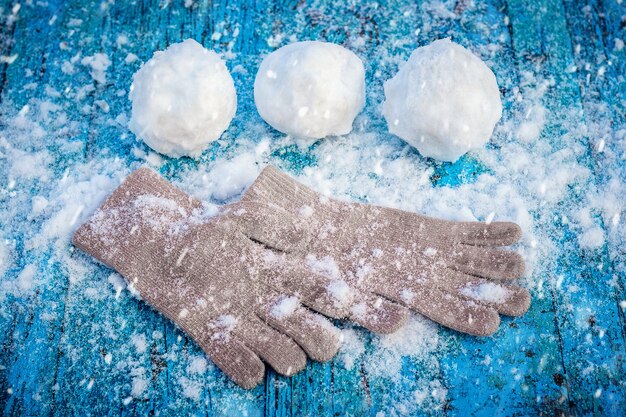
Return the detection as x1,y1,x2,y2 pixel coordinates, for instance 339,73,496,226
73,168,349,389
242,165,531,336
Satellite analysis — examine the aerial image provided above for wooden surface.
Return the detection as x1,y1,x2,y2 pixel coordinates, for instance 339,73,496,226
0,0,625,416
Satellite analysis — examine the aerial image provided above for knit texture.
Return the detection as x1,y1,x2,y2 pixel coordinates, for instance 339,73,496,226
73,168,348,389
242,165,530,336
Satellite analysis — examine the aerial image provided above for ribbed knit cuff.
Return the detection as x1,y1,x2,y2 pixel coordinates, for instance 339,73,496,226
242,165,326,214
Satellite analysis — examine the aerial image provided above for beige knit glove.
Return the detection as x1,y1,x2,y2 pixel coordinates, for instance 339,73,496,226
73,168,352,389
242,166,531,336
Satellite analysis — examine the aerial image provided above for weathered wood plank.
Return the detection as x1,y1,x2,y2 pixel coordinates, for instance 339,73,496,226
1,0,625,415
412,1,572,415
505,0,626,415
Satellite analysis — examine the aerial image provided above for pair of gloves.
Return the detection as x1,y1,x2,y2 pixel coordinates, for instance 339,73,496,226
73,166,530,389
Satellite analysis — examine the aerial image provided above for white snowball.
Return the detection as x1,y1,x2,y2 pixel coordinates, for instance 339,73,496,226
382,39,502,162
254,41,365,139
129,39,236,158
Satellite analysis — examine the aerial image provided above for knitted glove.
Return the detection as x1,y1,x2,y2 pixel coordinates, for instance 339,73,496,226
242,166,531,336
73,168,350,389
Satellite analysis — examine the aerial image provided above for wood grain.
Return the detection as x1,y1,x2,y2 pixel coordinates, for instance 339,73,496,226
0,0,624,415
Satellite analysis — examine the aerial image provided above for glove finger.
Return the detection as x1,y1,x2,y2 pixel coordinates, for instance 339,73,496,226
257,298,342,362
221,201,310,252
456,282,531,316
349,291,409,334
389,208,521,246
447,244,525,280
377,283,501,336
199,335,265,389
234,313,307,377
441,221,522,246
260,251,353,318
433,268,531,316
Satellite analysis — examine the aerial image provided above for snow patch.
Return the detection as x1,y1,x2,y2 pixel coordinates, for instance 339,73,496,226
460,282,509,303
81,53,111,84
271,296,299,319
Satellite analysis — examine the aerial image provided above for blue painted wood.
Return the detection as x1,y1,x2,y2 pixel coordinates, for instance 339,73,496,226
1,0,625,416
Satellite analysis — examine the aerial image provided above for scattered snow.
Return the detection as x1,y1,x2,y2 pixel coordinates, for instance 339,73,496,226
178,376,202,400
324,278,351,306
0,54,18,64
124,53,138,64
461,282,510,303
131,334,147,354
306,254,341,280
578,227,605,249
0,0,624,409
107,273,126,299
174,152,261,202
130,367,148,397
298,205,315,217
337,328,366,370
81,53,111,84
187,356,208,374
270,296,299,318
210,314,237,340
516,104,546,142
0,240,11,278
400,289,415,303
367,315,440,379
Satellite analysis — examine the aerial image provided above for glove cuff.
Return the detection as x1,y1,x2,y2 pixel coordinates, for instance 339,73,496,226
242,165,325,214
72,167,203,281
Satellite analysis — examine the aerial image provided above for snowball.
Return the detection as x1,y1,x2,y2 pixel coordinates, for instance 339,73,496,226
129,39,236,158
254,41,365,139
382,39,502,162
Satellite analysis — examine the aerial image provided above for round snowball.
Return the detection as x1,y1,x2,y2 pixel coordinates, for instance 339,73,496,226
129,39,237,158
382,39,502,162
254,41,366,139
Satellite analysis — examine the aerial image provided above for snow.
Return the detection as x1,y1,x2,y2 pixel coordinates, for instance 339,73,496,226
306,254,341,280
0,54,18,64
460,282,510,304
81,53,111,85
0,0,625,409
578,227,605,249
129,39,236,158
211,314,238,339
131,334,147,354
107,273,126,299
188,356,208,374
270,296,299,318
16,264,37,291
516,103,546,142
337,328,366,370
130,366,148,397
124,53,138,64
254,41,365,139
178,376,202,400
298,205,314,217
0,240,10,278
326,279,352,305
338,313,441,409
383,38,502,162
172,144,267,202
